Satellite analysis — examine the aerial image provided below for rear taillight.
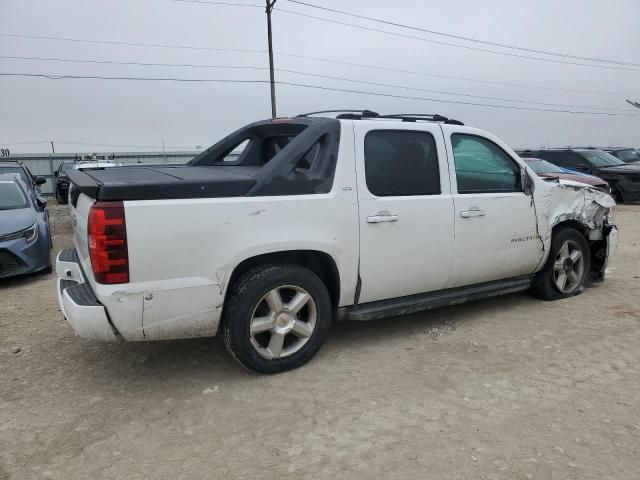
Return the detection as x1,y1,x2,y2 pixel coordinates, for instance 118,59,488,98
88,201,129,284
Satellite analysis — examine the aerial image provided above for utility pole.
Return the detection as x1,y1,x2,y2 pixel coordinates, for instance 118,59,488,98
50,141,55,154
266,0,277,119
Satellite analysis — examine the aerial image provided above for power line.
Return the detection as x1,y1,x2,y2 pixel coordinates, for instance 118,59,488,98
1,71,637,116
0,55,268,71
274,8,640,73
174,0,640,71
173,0,262,6
0,140,52,146
3,32,637,96
0,72,268,83
286,0,640,68
276,69,633,112
0,33,266,54
2,53,630,111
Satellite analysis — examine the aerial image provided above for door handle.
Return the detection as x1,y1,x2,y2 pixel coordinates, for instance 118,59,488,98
367,213,399,223
460,208,486,218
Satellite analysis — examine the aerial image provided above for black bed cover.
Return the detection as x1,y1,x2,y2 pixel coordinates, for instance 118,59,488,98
67,165,261,201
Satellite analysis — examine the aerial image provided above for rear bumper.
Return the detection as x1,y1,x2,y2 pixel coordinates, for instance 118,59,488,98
56,248,118,341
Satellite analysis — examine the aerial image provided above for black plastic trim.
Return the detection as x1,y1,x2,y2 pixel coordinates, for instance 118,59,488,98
64,282,101,306
343,276,532,321
60,279,78,290
59,248,79,263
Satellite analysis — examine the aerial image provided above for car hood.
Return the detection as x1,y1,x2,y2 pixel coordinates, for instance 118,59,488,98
598,164,640,174
0,207,37,236
540,172,606,186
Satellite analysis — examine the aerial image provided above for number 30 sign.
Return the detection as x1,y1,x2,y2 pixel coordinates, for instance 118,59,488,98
0,148,10,158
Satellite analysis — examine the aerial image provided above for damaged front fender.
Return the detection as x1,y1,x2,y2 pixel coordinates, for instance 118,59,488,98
534,180,618,280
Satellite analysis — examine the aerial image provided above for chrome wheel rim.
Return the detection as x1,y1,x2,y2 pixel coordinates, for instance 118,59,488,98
552,239,585,294
249,285,317,359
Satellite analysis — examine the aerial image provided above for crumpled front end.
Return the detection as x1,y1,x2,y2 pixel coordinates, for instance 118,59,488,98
535,182,619,282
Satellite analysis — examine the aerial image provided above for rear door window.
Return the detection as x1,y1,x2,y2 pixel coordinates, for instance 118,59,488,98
364,130,440,196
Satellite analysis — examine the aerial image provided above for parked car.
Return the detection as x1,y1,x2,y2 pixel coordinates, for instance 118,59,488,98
0,160,47,198
56,111,618,373
0,173,52,278
602,147,640,164
522,158,610,193
54,162,74,204
519,148,640,202
55,161,119,204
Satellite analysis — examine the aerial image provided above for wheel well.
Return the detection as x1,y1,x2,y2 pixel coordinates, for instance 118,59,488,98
552,219,588,237
226,250,341,308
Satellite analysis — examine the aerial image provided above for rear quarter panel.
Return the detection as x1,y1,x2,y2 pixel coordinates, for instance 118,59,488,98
122,122,359,340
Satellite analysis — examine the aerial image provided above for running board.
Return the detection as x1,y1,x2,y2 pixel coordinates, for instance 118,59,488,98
343,276,532,321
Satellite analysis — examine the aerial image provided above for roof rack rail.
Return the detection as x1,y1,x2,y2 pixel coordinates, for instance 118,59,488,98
379,113,464,125
296,109,380,118
295,110,464,125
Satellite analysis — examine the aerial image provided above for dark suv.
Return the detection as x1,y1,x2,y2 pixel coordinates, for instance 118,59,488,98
519,149,640,202
602,148,640,164
54,162,74,204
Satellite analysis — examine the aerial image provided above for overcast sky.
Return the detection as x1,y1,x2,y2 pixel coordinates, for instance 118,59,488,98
1,0,639,154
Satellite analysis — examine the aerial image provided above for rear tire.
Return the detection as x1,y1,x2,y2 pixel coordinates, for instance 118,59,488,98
531,227,591,300
56,189,67,204
222,264,332,374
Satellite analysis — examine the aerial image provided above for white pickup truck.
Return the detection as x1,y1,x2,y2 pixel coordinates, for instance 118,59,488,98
56,111,618,373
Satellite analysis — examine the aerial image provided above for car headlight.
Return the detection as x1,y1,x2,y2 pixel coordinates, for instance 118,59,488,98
0,224,39,244
24,223,38,244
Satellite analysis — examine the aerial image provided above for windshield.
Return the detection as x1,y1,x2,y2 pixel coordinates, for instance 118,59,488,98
525,159,564,174
580,151,625,167
0,180,28,210
612,149,639,162
60,163,74,173
0,166,29,183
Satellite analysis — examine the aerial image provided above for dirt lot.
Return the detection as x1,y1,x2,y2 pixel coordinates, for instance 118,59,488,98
1,203,639,480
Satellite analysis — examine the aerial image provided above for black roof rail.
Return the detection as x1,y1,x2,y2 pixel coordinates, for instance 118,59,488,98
379,113,464,125
296,109,380,118
295,110,464,125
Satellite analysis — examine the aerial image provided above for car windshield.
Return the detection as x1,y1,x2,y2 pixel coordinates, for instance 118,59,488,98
525,159,564,174
0,180,28,210
60,163,74,173
612,149,639,162
0,166,29,183
580,151,625,167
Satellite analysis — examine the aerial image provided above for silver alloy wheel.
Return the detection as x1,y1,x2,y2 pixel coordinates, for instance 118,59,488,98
249,285,317,359
552,239,585,294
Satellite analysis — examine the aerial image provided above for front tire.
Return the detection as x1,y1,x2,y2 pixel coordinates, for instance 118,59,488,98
531,227,591,300
222,264,332,374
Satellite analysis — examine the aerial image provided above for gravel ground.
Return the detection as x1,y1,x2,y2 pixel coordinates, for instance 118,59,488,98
1,203,639,480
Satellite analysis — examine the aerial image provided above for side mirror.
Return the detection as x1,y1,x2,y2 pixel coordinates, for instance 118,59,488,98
34,176,47,186
54,171,59,177
37,197,47,209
